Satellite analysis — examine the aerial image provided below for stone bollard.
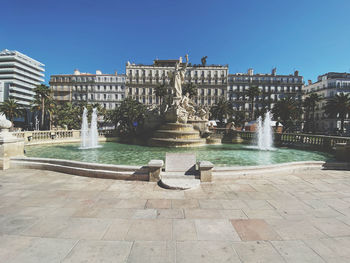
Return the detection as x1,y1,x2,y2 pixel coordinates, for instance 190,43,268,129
148,160,164,182
0,133,25,170
199,161,214,182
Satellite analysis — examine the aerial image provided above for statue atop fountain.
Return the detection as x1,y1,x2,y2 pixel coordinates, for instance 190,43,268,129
150,54,209,147
164,54,208,124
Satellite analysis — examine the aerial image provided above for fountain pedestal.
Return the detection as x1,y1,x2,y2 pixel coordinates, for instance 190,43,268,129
149,123,206,147
0,120,24,169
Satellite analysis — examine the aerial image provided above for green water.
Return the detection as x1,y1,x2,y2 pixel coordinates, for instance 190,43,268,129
24,142,333,167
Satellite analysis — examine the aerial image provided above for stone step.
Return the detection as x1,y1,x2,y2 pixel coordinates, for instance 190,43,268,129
162,171,199,179
159,176,200,190
154,130,200,140
11,157,143,172
149,138,206,147
10,158,148,180
155,130,199,135
160,123,195,132
322,162,350,170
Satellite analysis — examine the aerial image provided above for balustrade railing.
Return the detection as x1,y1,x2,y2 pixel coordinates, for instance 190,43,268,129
12,129,116,143
210,128,350,151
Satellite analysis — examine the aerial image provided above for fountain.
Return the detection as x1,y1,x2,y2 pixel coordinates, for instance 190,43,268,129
79,107,100,149
149,54,208,147
80,107,89,148
89,108,99,148
256,111,274,151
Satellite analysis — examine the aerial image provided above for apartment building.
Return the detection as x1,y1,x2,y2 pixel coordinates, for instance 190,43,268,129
125,58,228,106
50,69,125,109
228,68,304,118
304,72,350,133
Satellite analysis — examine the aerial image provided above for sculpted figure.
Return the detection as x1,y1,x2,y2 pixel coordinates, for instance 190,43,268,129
197,107,208,120
181,92,196,118
201,56,207,66
0,113,12,129
173,54,188,98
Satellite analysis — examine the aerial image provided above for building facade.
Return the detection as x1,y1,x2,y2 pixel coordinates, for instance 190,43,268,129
228,68,304,118
0,49,45,107
304,72,350,134
50,70,125,109
125,58,228,106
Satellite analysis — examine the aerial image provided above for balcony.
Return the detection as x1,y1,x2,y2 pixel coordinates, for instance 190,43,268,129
9,86,36,96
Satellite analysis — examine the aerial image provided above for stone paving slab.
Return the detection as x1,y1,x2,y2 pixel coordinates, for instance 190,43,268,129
62,240,133,263
1,168,350,262
231,219,282,241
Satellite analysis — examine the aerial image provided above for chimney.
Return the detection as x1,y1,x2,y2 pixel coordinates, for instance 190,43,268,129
247,68,254,76
294,70,299,76
74,69,80,75
272,68,277,76
308,80,312,85
96,70,102,75
114,71,118,75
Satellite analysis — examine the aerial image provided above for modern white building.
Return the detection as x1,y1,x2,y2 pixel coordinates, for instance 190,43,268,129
50,70,125,109
0,49,45,107
304,72,350,134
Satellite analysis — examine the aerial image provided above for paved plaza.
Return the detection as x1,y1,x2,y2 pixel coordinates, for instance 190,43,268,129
1,168,350,262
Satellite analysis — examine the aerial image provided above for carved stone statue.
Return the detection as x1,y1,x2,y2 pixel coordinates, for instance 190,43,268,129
181,92,196,118
201,56,207,66
164,54,207,124
0,113,12,130
173,55,188,99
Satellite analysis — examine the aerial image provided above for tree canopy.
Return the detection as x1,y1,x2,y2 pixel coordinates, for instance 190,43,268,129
324,92,350,134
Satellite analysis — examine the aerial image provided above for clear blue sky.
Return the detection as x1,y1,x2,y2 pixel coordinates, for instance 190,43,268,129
1,0,350,84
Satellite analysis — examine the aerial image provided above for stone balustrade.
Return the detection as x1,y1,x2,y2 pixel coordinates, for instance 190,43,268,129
12,129,116,143
210,128,350,152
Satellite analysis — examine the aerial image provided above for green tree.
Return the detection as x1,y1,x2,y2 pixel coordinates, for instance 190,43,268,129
45,97,57,130
112,98,147,135
272,98,301,132
303,93,322,133
154,84,168,105
52,102,81,130
0,99,22,123
33,84,51,129
182,83,197,98
324,92,350,134
255,106,269,120
233,111,246,128
210,98,233,125
246,86,260,120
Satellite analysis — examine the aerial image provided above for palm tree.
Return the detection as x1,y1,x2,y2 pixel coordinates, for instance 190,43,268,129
0,99,22,123
246,86,260,120
255,106,269,120
324,92,350,134
45,97,57,130
210,98,233,125
272,98,301,132
303,93,322,133
182,83,197,98
33,84,51,129
233,111,246,128
154,84,168,105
